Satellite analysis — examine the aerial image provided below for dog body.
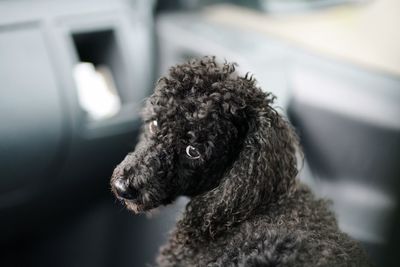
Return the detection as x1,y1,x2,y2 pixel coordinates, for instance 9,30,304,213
158,185,369,267
111,57,372,266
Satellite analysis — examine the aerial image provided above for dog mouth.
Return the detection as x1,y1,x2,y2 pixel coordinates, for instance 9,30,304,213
111,160,174,214
111,175,170,214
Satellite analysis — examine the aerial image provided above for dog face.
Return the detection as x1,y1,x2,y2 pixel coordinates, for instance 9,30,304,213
110,67,247,213
110,57,298,219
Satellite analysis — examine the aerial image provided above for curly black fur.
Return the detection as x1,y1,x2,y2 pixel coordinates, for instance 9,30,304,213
111,56,372,266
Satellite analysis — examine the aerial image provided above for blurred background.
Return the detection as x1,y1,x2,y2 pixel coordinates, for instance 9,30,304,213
0,0,399,266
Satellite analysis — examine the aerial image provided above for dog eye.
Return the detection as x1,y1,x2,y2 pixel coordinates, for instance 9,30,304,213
149,120,158,135
185,145,201,159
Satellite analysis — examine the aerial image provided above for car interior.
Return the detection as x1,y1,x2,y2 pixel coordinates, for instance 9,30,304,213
0,0,399,266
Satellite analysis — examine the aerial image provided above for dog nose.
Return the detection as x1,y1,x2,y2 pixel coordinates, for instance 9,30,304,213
113,177,138,200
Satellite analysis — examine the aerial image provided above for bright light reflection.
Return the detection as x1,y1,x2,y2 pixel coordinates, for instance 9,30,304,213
73,62,121,120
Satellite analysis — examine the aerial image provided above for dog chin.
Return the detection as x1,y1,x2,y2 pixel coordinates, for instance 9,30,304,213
123,200,144,213
124,200,158,214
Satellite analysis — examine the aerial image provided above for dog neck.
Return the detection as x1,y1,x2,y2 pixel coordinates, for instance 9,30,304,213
176,114,299,241
177,185,293,242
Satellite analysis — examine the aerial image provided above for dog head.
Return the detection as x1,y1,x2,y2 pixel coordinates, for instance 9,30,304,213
110,57,299,217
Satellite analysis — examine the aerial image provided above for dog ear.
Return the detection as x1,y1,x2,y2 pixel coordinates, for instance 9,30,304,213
198,103,300,238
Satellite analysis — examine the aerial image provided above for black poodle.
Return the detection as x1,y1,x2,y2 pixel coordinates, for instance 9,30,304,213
110,57,372,266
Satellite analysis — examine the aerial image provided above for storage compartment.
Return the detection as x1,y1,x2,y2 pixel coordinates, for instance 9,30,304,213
72,29,127,120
